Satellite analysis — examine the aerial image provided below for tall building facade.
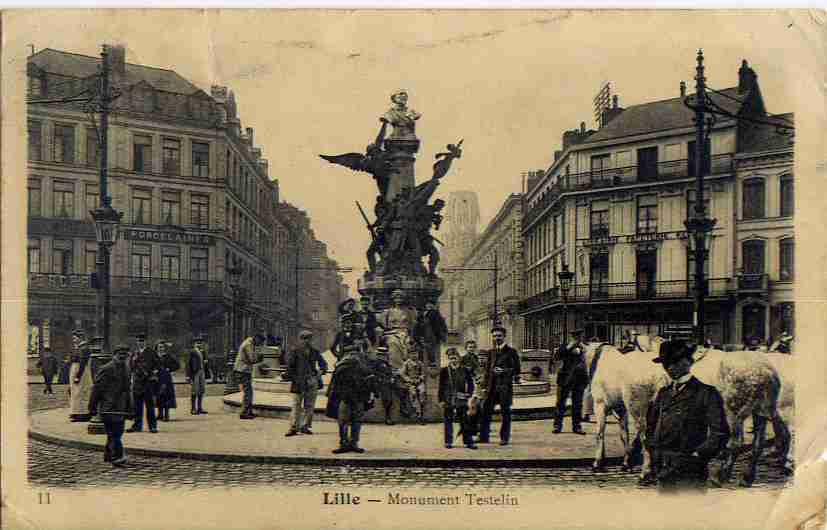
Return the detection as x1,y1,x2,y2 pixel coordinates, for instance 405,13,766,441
440,190,480,340
454,193,524,350
520,60,793,348
26,45,344,357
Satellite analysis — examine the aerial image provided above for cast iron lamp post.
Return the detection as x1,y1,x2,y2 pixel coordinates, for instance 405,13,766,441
223,262,243,395
557,262,575,349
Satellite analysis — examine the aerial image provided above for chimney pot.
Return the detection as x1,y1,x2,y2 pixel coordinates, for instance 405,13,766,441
612,95,619,108
680,81,686,97
580,121,586,133
103,44,126,75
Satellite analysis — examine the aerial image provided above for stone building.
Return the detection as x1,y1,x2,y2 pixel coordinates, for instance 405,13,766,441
520,59,794,348
454,193,524,350
26,45,344,358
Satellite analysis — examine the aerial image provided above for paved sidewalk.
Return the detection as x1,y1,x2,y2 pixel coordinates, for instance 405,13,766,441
30,397,625,466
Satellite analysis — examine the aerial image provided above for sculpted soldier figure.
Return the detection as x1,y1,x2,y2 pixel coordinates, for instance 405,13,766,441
382,289,418,367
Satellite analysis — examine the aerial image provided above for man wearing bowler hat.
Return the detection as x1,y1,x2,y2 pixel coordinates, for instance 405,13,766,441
553,328,589,435
127,332,161,433
644,339,729,492
477,325,521,446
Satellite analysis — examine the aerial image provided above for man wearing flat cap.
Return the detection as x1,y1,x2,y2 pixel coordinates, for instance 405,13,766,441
553,328,589,435
643,339,730,492
284,330,328,436
477,325,521,446
88,344,133,466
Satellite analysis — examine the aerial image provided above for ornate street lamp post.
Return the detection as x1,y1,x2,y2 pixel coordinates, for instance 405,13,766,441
557,262,575,349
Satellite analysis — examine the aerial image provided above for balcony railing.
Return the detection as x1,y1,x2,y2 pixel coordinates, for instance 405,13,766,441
737,273,769,293
28,273,223,300
524,154,734,228
520,278,733,312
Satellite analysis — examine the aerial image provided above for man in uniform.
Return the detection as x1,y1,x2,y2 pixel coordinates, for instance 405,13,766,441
284,330,328,436
477,326,521,446
553,328,589,435
127,332,161,433
88,344,133,467
644,339,730,492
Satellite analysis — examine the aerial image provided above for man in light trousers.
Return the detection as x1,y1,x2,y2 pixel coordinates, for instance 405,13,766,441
284,330,328,436
233,333,265,419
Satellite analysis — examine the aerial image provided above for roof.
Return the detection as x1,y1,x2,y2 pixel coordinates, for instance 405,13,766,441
740,112,795,153
583,87,745,144
29,48,203,96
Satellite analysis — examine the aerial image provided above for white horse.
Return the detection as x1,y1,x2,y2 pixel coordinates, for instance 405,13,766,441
584,342,669,475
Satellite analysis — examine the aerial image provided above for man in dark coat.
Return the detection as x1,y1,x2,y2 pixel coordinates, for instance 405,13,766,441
186,334,209,415
553,328,589,435
88,344,134,466
155,340,180,422
284,330,328,436
414,301,448,367
478,326,521,446
359,295,384,348
438,348,476,449
644,339,730,492
38,346,59,395
127,332,161,433
325,348,374,454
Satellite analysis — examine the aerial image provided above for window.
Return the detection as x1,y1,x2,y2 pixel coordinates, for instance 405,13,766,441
28,239,41,274
161,190,181,225
192,142,210,177
132,188,151,225
162,138,181,176
86,128,100,167
52,239,73,275
590,154,611,183
131,243,151,278
28,120,42,161
779,238,794,281
28,179,41,217
84,242,98,274
191,194,209,228
637,146,659,181
742,178,765,220
161,247,180,280
133,134,152,173
191,247,209,282
590,253,609,297
742,239,766,275
53,124,75,163
780,175,794,217
85,183,99,216
53,181,74,218
636,194,658,234
28,75,43,97
686,188,711,220
590,200,609,239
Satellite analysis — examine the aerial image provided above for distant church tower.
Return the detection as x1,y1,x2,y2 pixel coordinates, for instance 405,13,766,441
444,191,480,268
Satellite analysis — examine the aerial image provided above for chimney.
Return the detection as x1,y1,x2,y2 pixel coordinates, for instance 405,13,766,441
601,95,625,127
738,59,757,94
211,85,228,126
612,95,619,109
246,127,254,147
103,44,126,75
580,121,586,133
680,81,686,98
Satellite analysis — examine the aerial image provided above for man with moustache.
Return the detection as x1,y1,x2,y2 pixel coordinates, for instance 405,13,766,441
477,326,521,446
127,332,161,433
644,339,730,492
88,344,134,467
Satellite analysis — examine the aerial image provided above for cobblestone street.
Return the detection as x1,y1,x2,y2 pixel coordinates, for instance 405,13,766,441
27,384,793,492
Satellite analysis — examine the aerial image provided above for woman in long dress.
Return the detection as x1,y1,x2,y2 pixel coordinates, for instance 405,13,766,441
155,341,180,421
68,329,93,422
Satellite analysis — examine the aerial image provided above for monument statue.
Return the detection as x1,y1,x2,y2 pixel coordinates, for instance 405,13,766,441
382,89,421,140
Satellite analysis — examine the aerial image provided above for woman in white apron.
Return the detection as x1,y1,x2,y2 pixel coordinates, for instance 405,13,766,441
68,329,94,422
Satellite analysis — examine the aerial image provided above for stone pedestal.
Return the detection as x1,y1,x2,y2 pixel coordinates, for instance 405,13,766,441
384,137,420,203
253,346,283,379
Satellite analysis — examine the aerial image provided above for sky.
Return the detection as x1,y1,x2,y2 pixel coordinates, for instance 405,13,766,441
5,9,812,292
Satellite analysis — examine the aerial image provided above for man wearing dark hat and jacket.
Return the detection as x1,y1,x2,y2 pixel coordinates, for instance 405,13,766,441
644,339,730,492
186,334,209,415
439,348,476,449
127,332,161,433
478,325,521,446
326,343,375,453
553,328,589,435
88,344,133,466
284,330,328,436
